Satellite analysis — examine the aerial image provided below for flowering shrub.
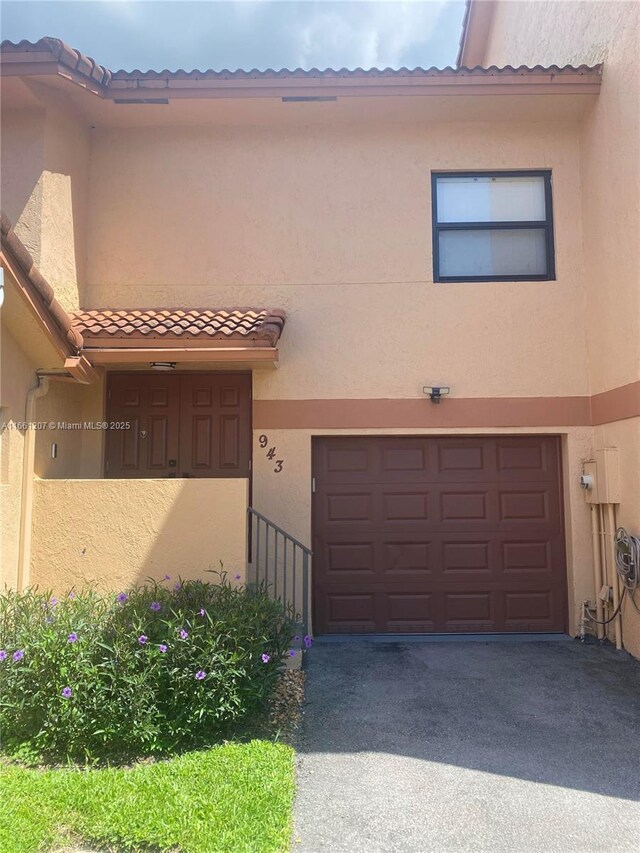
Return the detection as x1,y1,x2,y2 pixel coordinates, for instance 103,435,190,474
0,575,296,761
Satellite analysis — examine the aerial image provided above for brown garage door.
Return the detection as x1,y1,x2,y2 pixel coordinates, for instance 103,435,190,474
312,436,567,634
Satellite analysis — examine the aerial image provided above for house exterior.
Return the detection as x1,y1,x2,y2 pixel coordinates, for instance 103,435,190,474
1,0,638,656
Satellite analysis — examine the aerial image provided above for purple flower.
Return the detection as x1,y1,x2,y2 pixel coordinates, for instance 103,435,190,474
150,601,161,612
13,650,24,662
68,591,76,599
163,574,171,581
288,649,296,657
61,687,72,699
159,644,167,653
198,608,205,616
293,635,300,642
116,592,128,603
0,651,7,662
50,597,58,607
179,629,188,640
173,581,181,591
67,632,78,644
195,670,206,680
261,653,270,664
303,635,313,649
138,635,148,645
234,574,241,581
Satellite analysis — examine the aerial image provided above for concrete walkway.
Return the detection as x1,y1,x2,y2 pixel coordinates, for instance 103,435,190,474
293,639,640,852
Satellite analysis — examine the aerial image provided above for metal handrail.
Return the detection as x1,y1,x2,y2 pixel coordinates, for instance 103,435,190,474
247,507,312,636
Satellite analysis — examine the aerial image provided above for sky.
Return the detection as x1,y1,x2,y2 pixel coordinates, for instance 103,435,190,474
0,0,467,72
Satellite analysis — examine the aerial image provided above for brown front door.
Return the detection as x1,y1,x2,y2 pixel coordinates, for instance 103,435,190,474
312,435,567,634
105,373,251,478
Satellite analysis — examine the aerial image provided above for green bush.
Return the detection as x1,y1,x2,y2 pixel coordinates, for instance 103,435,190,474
0,575,296,761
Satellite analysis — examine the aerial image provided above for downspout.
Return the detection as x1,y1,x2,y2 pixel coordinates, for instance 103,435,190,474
16,375,50,591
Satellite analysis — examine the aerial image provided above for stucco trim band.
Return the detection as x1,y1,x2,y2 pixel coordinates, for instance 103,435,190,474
255,390,640,429
253,397,592,429
591,381,640,425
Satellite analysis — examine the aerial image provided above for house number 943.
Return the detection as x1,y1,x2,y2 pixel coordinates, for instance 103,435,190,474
258,434,284,473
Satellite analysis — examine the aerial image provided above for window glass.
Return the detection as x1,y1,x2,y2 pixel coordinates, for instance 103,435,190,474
436,176,546,223
438,228,548,278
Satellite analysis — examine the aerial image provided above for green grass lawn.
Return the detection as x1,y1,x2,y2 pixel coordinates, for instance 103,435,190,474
0,741,294,853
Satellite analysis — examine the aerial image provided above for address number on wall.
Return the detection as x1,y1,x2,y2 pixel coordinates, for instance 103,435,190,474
258,434,284,473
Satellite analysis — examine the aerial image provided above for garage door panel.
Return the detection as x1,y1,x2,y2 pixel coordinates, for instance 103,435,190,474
439,488,494,524
386,593,435,632
313,436,567,634
434,437,496,480
382,539,433,576
442,539,493,575
382,489,430,522
444,591,494,631
381,443,428,474
496,437,557,479
315,440,376,484
323,540,376,576
321,488,376,525
324,591,376,632
501,538,555,575
498,486,560,526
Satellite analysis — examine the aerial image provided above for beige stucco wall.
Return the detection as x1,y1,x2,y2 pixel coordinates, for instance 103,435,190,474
477,0,640,658
30,376,105,480
0,109,45,264
482,0,640,395
85,120,589,400
0,326,39,588
1,99,90,311
30,478,248,592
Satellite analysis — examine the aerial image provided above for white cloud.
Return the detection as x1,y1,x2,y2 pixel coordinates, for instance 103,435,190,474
290,1,448,69
1,1,463,72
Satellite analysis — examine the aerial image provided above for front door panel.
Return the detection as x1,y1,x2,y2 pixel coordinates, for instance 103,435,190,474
106,374,180,478
105,373,251,478
179,374,251,478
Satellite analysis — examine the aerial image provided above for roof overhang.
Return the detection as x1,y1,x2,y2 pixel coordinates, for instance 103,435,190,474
84,346,279,370
1,37,602,105
1,213,99,384
70,308,285,369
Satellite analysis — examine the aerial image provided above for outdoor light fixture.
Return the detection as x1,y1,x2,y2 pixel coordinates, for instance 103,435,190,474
150,362,177,371
423,385,451,404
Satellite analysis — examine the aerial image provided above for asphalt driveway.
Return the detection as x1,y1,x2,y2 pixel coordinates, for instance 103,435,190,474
293,638,640,852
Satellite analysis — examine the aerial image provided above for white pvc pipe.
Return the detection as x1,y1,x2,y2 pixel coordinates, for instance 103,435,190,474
606,502,623,650
590,504,605,640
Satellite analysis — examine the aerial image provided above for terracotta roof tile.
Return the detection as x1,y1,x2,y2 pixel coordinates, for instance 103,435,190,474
71,308,286,348
1,37,602,92
0,36,112,87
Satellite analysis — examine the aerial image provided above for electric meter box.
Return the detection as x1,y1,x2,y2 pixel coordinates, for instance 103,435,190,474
582,448,620,504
